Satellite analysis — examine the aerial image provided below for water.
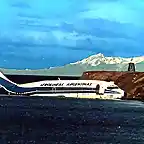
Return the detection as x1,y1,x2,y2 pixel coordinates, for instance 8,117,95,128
0,96,144,144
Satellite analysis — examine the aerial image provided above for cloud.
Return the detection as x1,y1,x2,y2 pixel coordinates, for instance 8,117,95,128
0,0,144,68
79,0,144,26
10,1,31,9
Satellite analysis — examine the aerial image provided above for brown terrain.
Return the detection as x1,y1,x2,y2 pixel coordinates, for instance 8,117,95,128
80,71,144,100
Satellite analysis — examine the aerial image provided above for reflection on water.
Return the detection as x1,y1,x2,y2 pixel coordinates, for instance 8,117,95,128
0,96,144,143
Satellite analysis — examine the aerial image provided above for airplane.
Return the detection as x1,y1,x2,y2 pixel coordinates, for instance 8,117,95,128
0,71,125,99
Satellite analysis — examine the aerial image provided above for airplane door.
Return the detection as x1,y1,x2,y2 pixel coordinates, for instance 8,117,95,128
96,84,100,94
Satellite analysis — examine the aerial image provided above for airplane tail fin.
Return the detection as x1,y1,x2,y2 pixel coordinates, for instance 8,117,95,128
0,71,37,94
0,71,18,86
0,71,17,85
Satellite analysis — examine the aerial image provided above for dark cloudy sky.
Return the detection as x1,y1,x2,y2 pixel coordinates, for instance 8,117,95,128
0,0,144,69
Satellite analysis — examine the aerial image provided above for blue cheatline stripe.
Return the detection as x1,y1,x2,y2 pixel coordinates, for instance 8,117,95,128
0,77,36,93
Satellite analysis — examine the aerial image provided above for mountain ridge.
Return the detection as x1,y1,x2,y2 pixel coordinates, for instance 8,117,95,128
1,53,144,76
70,53,144,65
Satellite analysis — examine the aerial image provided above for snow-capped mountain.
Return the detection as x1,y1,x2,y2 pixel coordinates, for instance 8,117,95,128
46,53,144,75
1,53,144,76
70,53,144,66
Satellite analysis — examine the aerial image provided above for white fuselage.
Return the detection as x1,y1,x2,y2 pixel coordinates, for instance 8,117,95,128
19,80,124,99
0,71,125,100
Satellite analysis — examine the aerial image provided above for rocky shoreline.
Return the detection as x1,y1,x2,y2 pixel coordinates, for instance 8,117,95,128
80,71,144,100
